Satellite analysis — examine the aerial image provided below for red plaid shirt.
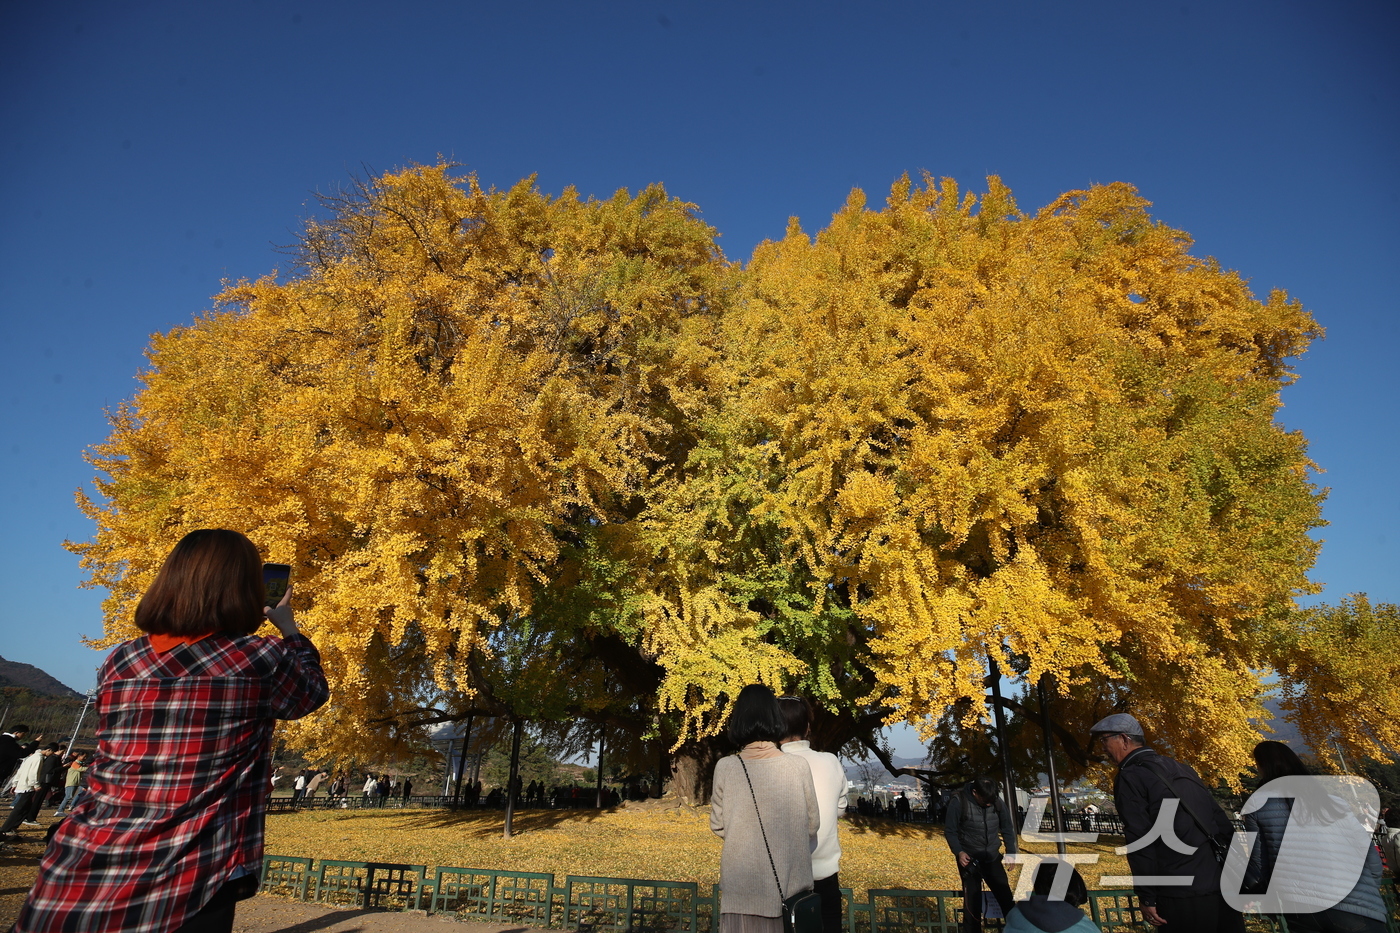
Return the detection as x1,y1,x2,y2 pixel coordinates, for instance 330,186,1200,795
16,631,328,933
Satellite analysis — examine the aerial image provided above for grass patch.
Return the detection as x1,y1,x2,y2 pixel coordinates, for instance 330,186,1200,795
265,806,1134,894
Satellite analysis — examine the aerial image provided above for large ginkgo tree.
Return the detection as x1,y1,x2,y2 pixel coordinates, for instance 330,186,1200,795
73,164,1397,799
634,176,1338,792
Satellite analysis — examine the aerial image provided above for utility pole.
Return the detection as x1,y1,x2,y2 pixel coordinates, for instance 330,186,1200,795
441,738,456,797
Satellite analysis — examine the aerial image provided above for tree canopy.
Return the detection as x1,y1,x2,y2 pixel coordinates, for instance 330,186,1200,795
72,163,1389,795
654,176,1327,786
72,164,726,762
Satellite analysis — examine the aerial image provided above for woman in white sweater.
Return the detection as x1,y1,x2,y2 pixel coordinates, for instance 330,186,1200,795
711,685,820,933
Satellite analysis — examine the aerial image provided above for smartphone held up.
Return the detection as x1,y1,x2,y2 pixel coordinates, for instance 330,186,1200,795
262,563,291,608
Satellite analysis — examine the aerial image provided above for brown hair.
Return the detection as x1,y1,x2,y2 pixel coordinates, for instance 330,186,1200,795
727,684,787,747
1252,740,1310,783
1252,739,1349,823
134,529,265,636
777,695,812,740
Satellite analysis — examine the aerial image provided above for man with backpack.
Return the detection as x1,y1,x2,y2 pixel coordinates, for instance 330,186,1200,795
1091,713,1244,932
946,775,1018,932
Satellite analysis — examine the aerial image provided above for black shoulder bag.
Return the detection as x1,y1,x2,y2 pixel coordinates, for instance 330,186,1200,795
737,757,823,933
1138,758,1232,865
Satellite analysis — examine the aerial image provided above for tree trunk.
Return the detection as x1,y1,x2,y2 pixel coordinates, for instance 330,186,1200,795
669,738,723,805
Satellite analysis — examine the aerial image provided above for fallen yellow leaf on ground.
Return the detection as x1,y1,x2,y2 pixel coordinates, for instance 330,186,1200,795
265,806,1134,894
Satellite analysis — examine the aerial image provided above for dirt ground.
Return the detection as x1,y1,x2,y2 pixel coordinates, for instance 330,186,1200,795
6,850,528,933
0,829,43,929
230,899,543,933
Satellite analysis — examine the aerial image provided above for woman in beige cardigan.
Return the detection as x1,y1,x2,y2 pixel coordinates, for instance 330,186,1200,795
711,685,820,933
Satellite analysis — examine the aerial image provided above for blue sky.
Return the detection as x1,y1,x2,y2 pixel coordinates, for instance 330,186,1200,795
2,3,1395,756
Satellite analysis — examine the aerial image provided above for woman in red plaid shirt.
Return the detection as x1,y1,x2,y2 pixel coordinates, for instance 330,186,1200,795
16,529,329,933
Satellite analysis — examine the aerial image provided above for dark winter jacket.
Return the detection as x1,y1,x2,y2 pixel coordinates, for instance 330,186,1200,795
0,734,26,783
1243,796,1386,922
1112,747,1232,906
1003,895,1099,932
38,753,63,787
945,785,1018,856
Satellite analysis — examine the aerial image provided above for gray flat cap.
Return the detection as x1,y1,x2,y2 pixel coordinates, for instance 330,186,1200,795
1089,713,1143,736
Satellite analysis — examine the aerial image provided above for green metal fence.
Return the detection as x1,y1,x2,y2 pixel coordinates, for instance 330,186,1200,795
432,866,556,924
259,855,314,902
313,860,369,906
854,888,959,933
563,876,701,932
259,855,1399,932
364,863,430,910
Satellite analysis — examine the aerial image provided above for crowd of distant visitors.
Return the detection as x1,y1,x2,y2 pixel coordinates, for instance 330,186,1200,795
269,766,653,809
0,729,92,834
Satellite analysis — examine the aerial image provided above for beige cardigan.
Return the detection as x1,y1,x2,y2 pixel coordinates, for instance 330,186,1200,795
710,753,820,917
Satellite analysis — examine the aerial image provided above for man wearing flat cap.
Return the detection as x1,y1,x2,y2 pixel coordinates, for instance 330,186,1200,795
1090,713,1243,932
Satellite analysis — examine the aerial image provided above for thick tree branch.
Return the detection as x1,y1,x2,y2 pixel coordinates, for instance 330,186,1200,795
989,695,1103,767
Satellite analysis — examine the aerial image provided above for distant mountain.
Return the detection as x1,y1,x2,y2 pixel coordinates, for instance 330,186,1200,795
1258,693,1310,752
0,656,85,699
842,755,926,785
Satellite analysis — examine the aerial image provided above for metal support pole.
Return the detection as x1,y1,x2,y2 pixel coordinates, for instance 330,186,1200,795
987,654,1018,823
503,719,524,839
1332,738,1351,773
66,691,95,758
441,738,456,796
595,729,605,809
454,716,473,802
1038,673,1067,855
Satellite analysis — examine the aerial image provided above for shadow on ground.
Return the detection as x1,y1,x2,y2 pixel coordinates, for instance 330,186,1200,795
270,806,618,838
840,816,942,840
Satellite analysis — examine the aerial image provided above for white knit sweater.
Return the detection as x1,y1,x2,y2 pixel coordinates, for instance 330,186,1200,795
781,741,847,880
710,753,819,916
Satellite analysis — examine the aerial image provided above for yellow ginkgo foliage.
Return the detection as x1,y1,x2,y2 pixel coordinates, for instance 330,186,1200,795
71,165,1380,793
70,164,728,762
627,175,1333,786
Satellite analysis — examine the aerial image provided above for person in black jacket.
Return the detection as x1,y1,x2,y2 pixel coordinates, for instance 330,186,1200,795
0,726,36,785
42,750,70,807
945,776,1018,932
1090,713,1243,932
